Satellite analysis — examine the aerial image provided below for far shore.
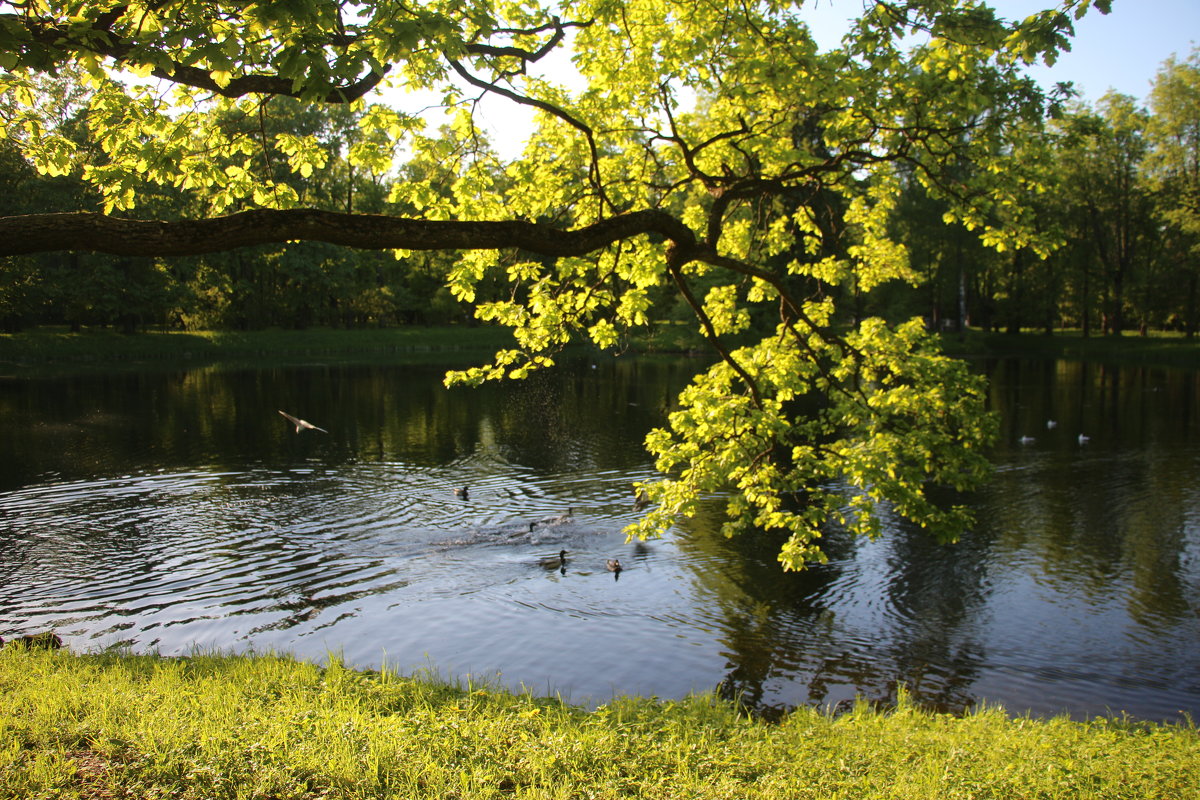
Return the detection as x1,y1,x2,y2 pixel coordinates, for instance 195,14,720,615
5,324,1200,372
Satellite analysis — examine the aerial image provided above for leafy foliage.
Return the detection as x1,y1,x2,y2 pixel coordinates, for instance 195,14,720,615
0,0,1119,566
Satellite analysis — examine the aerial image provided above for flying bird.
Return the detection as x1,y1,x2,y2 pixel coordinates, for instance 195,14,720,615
278,410,328,433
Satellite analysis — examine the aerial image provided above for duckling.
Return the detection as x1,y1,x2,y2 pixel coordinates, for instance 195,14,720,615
538,549,569,569
605,558,622,573
278,410,328,433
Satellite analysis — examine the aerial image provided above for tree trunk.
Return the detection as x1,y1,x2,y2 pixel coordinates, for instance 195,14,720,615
1187,271,1198,340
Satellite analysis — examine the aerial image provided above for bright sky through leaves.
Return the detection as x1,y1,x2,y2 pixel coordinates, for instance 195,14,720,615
393,0,1198,160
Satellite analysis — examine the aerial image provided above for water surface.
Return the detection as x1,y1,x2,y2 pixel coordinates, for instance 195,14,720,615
0,354,1197,722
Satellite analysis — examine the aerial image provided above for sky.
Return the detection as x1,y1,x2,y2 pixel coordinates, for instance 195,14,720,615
1001,0,1199,104
391,0,1199,157
795,1,1198,105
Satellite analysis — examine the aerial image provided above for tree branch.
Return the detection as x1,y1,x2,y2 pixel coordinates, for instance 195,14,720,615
446,59,612,213
463,17,591,63
665,247,764,409
11,12,388,103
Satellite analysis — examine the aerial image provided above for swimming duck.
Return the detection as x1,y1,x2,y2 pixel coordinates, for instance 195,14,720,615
278,410,328,433
539,549,569,569
454,486,470,500
536,508,573,526
605,558,622,573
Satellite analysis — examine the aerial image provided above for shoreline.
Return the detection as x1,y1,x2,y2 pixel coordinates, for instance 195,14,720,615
5,325,1200,372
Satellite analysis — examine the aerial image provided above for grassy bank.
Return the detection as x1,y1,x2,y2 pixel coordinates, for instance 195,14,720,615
0,326,516,370
939,328,1200,368
7,325,1200,373
2,649,1196,799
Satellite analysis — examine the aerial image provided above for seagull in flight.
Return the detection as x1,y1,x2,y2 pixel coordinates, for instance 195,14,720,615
278,410,328,433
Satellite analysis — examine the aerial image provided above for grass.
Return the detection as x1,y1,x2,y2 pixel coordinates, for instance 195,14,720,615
939,328,1200,368
2,649,1197,799
8,325,1200,374
0,326,519,374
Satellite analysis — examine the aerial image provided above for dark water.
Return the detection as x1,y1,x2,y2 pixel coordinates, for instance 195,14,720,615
0,354,1197,723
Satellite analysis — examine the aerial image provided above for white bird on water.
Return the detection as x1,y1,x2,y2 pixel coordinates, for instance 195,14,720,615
278,410,328,433
1078,433,1091,445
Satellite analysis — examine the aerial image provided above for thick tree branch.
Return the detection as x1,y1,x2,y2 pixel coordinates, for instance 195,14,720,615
0,209,695,258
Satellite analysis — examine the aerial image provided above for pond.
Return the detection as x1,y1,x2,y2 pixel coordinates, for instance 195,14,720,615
0,352,1197,723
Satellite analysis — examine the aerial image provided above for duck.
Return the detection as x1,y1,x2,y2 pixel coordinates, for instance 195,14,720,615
538,549,569,569
605,558,622,573
536,508,573,526
633,488,650,511
1078,433,1091,445
454,486,470,500
1046,420,1058,430
1019,435,1036,445
278,410,328,433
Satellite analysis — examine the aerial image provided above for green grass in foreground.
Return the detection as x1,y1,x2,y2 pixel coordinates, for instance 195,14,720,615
2,650,1197,799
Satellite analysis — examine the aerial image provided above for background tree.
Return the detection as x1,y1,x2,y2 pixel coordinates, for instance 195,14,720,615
1147,48,1200,336
0,0,1113,568
1056,94,1155,336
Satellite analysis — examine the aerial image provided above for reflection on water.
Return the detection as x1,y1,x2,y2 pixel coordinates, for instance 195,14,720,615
0,355,1198,722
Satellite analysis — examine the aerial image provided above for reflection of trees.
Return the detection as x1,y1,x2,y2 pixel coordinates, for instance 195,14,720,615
676,495,995,716
675,355,1200,718
0,356,700,490
869,515,993,714
673,504,868,716
984,357,1200,629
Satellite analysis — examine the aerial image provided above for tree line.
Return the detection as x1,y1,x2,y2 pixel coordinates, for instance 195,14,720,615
1,50,1196,339
0,82,477,332
904,49,1200,339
